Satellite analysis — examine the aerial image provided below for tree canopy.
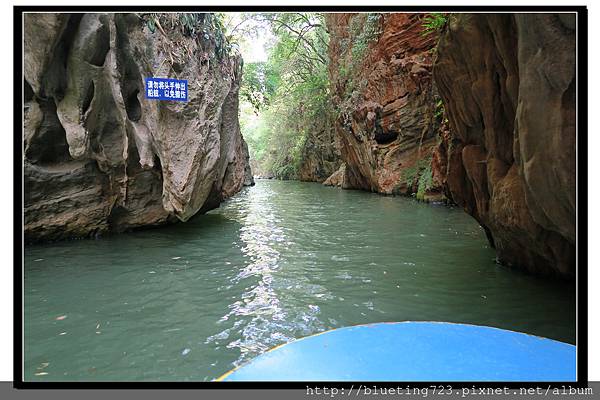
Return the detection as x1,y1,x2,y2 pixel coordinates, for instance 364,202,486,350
231,13,331,179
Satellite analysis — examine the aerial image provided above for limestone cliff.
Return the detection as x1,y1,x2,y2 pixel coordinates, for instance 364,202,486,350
24,13,253,242
325,13,446,201
434,14,576,277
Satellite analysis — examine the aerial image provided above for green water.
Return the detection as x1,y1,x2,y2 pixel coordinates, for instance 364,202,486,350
24,180,575,381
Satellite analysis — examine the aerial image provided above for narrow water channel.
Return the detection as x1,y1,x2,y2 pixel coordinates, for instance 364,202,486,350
24,180,575,381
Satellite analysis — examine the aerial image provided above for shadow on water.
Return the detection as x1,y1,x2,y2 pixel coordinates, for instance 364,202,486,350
24,180,575,382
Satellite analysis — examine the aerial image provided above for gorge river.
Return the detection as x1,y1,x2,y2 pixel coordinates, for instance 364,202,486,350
24,180,576,381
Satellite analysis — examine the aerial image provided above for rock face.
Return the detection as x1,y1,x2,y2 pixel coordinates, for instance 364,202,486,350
323,163,346,187
325,13,446,201
298,117,340,183
434,14,576,277
24,13,253,242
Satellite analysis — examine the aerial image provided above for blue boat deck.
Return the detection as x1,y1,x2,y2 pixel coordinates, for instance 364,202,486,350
217,322,576,382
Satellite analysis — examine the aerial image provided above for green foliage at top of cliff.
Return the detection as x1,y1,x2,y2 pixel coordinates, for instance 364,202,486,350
140,13,235,61
233,13,332,179
336,14,383,126
337,13,383,84
348,13,383,66
421,13,448,36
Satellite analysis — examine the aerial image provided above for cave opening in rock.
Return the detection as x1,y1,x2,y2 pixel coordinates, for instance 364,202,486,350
25,98,72,165
40,14,83,101
107,204,128,232
125,89,142,122
374,129,399,145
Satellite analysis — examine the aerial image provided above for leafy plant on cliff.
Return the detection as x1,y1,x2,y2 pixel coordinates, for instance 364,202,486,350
140,13,234,61
349,13,383,66
434,99,444,119
433,98,450,128
416,164,434,201
334,14,384,132
421,13,448,36
402,157,432,192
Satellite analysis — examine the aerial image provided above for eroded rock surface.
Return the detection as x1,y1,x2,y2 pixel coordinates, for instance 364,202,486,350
299,121,341,183
24,13,253,242
323,163,346,187
434,14,576,276
325,13,445,201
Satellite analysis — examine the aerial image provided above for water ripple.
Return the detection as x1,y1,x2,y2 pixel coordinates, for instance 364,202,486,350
24,180,575,381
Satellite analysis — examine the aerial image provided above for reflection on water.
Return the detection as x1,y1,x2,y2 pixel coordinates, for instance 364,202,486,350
206,183,325,364
24,180,575,381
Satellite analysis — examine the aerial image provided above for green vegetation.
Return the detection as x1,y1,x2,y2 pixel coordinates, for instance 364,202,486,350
421,13,448,36
349,13,383,65
434,99,444,119
402,158,428,189
397,154,438,201
337,14,383,126
434,97,450,126
140,13,234,60
222,13,388,179
225,12,442,188
239,62,278,113
232,13,331,179
401,156,434,200
416,164,434,201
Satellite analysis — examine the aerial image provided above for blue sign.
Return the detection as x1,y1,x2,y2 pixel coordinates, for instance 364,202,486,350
145,77,188,102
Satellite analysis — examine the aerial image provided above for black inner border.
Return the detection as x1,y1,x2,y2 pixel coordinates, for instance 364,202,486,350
13,4,589,390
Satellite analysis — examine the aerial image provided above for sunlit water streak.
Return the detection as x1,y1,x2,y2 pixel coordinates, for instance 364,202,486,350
24,180,575,381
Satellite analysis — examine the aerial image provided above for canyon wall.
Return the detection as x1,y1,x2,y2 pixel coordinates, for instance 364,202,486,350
325,13,446,201
434,14,576,277
298,113,340,183
326,13,576,277
24,13,253,243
